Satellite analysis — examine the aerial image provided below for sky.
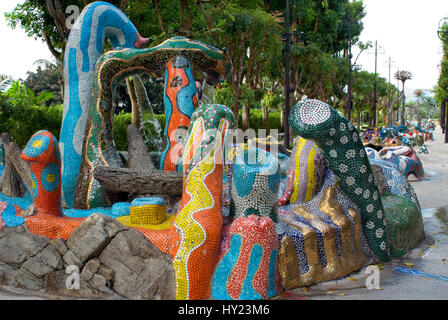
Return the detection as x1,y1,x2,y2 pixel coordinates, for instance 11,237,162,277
0,0,448,100
353,0,448,100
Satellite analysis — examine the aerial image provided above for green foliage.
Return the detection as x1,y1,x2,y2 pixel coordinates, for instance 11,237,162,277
3,81,54,108
113,110,166,151
0,97,63,148
262,91,283,110
24,60,63,105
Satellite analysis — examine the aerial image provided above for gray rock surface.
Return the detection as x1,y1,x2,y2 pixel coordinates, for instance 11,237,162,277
99,228,176,300
0,213,175,299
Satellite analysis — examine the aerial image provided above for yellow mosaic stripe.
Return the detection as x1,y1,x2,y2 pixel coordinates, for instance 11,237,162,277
172,129,221,300
290,138,307,203
304,147,316,202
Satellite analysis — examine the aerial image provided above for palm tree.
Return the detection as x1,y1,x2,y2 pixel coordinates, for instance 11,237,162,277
394,70,413,125
0,74,13,92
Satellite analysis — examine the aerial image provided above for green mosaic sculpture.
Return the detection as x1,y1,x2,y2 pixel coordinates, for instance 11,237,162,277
382,192,424,258
289,98,390,262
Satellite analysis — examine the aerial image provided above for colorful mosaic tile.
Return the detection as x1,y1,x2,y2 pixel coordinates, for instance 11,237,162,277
289,98,390,262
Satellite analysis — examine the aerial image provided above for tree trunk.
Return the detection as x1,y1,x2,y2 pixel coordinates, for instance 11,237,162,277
400,89,405,125
127,124,155,171
262,103,268,129
0,133,33,198
126,77,141,129
242,104,250,131
445,100,448,143
93,166,183,196
357,110,361,130
441,101,445,133
280,109,284,131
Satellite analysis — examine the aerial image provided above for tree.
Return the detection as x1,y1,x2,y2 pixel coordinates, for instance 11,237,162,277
23,59,63,105
394,70,413,125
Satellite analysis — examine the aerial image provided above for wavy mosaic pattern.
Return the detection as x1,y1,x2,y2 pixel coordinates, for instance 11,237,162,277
168,104,234,300
160,56,198,171
277,169,370,288
289,98,390,262
278,137,327,206
74,37,229,209
60,1,148,207
212,215,280,300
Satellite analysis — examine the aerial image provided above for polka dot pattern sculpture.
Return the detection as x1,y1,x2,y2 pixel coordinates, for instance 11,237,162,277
231,148,280,222
20,130,62,216
289,98,390,262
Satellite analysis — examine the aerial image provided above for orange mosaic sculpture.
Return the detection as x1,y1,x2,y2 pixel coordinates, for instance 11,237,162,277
168,104,234,300
20,130,84,239
160,56,199,171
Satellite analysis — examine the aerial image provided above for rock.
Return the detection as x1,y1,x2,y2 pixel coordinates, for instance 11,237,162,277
62,250,83,267
80,258,101,281
10,268,45,291
50,239,68,256
21,245,63,278
99,229,175,300
0,226,49,265
0,262,15,283
66,213,128,264
45,269,120,299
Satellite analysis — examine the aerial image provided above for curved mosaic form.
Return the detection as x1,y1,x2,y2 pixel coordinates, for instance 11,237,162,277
75,37,230,208
160,56,199,171
168,104,234,300
289,98,390,262
277,169,370,288
366,147,421,210
231,148,280,222
211,215,280,300
379,146,424,179
382,192,424,258
20,131,62,216
60,1,148,207
278,137,327,206
0,201,25,230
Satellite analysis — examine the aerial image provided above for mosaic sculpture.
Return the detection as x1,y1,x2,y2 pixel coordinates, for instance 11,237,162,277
278,137,327,206
379,146,424,179
160,56,199,171
168,104,235,300
366,147,420,209
288,98,390,262
212,215,280,300
74,36,230,209
60,1,149,207
231,148,280,222
381,192,424,258
277,169,370,288
20,130,62,216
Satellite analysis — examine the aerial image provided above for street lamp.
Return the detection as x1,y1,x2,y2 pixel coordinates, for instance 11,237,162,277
384,57,396,126
368,41,385,127
394,70,413,125
283,0,305,149
437,16,448,143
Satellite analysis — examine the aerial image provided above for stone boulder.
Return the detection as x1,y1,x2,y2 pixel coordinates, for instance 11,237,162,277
0,213,176,299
